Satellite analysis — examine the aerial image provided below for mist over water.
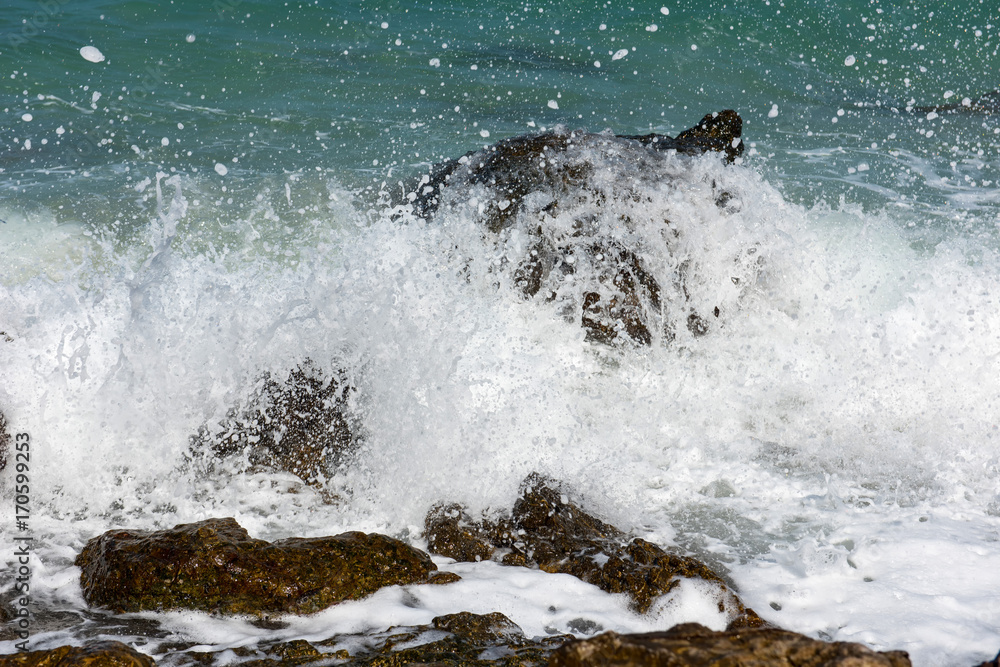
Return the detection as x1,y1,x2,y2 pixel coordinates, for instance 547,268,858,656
2,1,999,665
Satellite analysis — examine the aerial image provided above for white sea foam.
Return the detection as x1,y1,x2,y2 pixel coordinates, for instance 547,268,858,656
1,153,998,665
80,46,105,63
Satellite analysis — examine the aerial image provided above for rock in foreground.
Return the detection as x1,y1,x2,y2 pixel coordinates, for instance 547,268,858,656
0,641,155,667
549,623,911,667
75,517,437,615
425,474,765,629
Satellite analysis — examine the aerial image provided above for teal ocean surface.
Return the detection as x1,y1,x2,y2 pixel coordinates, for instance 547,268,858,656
2,1,999,665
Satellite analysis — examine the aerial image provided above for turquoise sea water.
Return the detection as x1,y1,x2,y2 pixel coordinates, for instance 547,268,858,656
2,2,1000,665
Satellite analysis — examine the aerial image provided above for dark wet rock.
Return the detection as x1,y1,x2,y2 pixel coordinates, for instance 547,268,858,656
549,623,911,666
427,570,464,585
425,503,497,563
425,474,765,629
335,611,567,666
75,517,437,615
0,410,10,472
191,361,354,485
392,111,745,345
976,649,1000,667
431,611,526,642
0,641,155,667
408,110,743,223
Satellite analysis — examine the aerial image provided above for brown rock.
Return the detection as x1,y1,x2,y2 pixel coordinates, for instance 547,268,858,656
548,623,911,667
0,641,155,667
75,517,437,615
398,111,745,345
193,361,354,485
425,475,765,629
425,503,497,563
431,611,526,642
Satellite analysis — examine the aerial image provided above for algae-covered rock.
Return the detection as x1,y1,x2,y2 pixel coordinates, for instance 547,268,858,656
425,475,765,629
193,361,354,484
75,517,437,615
425,503,497,563
395,111,746,345
548,623,911,666
0,641,155,667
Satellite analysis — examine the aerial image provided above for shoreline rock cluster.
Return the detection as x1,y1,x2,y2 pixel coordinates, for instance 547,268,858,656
425,474,764,628
3,474,932,667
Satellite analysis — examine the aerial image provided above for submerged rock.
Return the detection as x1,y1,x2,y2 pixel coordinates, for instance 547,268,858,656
75,517,437,615
192,361,354,485
394,111,747,345
549,623,911,666
0,641,155,667
425,474,765,629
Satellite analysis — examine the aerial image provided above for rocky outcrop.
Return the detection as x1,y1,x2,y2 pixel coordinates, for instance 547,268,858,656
192,362,354,485
393,111,746,345
425,474,765,629
75,517,439,615
548,623,911,666
407,110,744,225
0,641,155,667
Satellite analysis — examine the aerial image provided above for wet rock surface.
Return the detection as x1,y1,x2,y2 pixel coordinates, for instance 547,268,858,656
0,641,155,667
548,623,912,666
394,111,747,345
425,474,765,629
0,410,10,472
408,110,744,224
191,362,354,485
75,517,437,615
976,650,1000,667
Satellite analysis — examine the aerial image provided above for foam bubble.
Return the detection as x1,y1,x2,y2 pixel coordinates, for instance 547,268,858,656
80,45,105,63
